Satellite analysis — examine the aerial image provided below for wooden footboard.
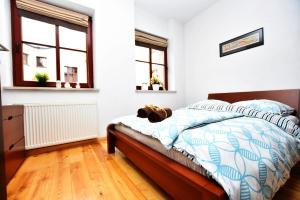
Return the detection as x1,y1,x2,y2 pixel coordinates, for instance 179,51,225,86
107,124,227,200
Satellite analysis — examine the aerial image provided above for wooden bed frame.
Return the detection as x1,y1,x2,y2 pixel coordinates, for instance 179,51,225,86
107,89,300,200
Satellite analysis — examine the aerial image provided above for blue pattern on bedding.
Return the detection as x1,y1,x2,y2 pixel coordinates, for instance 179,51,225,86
113,109,241,149
232,100,294,116
173,117,300,200
113,106,300,199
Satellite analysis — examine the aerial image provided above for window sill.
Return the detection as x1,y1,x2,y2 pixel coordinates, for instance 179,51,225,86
3,86,99,92
135,90,176,94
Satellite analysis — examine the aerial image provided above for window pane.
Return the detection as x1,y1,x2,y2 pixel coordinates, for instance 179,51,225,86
59,27,87,51
22,17,55,46
60,49,87,83
136,61,150,86
152,64,165,87
23,43,56,81
135,46,149,62
152,49,164,64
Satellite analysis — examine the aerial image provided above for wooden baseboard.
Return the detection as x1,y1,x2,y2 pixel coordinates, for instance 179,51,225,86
26,137,107,156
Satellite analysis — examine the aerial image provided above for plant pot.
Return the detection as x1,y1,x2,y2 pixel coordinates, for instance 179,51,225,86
142,83,148,90
37,82,47,87
152,84,160,91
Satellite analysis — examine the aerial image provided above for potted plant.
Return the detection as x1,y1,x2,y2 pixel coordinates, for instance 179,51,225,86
150,76,161,91
35,72,49,87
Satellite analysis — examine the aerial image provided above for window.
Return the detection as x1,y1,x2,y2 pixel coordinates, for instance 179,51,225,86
11,0,93,88
64,66,78,83
22,53,28,65
135,43,168,90
135,30,168,90
36,56,47,68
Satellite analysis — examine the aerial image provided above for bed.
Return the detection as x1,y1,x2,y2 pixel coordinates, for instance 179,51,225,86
107,89,300,200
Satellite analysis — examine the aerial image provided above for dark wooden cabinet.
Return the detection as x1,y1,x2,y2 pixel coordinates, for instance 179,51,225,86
2,105,25,184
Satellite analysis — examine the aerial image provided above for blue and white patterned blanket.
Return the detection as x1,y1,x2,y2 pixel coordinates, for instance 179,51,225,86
113,109,241,148
174,117,300,200
113,108,300,200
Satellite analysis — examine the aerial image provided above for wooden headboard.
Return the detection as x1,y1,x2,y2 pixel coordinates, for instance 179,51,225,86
208,89,300,118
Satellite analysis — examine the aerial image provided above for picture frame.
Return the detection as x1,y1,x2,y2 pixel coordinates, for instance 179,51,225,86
219,28,264,57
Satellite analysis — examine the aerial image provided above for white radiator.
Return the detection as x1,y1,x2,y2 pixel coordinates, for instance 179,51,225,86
24,103,98,150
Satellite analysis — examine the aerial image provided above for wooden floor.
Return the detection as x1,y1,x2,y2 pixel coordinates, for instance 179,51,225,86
273,162,300,200
7,139,300,200
7,139,169,200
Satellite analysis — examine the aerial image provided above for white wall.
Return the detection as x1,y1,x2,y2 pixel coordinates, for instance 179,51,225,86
184,0,300,104
135,6,169,37
0,0,186,136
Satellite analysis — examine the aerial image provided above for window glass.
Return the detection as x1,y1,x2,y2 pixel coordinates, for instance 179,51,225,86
22,17,56,46
135,46,149,62
59,27,86,51
60,49,87,83
23,43,56,81
135,62,150,86
152,64,165,87
152,49,164,64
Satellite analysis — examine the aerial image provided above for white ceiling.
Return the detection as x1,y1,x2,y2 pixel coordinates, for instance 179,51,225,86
135,0,219,22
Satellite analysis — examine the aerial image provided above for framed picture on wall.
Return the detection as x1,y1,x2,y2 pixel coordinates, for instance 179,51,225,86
219,28,264,57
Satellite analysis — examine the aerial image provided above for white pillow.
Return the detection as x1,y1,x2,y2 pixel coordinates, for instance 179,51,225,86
187,100,230,110
286,115,299,124
232,99,294,116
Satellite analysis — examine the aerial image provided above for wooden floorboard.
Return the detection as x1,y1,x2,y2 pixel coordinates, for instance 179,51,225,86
7,140,169,200
7,139,300,200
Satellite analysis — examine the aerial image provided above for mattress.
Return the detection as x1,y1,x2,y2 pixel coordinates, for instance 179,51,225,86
115,124,211,178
